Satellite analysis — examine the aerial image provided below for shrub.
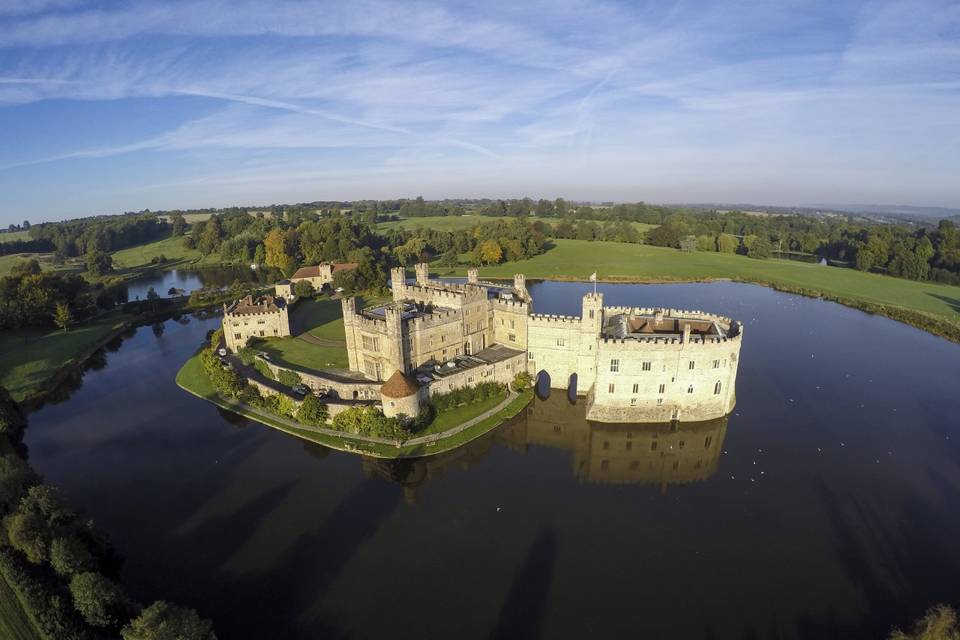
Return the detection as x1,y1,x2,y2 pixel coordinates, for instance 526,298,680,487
0,454,40,515
253,358,276,380
512,371,533,391
293,280,315,297
277,368,302,388
237,347,256,366
296,394,329,426
889,604,959,640
331,406,412,439
50,536,96,576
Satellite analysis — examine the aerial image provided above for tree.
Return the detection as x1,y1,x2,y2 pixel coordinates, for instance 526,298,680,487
679,235,698,252
296,394,329,426
69,571,130,628
717,233,739,254
50,536,96,576
86,250,113,276
476,239,503,265
9,259,41,277
889,604,959,640
121,601,217,640
54,302,72,333
0,387,28,439
4,511,50,563
170,214,187,237
747,236,773,259
264,228,297,276
0,455,39,515
292,280,315,298
253,243,266,265
198,217,223,255
512,371,533,391
22,220,30,230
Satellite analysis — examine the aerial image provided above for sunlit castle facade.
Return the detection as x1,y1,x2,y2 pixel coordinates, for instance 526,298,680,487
342,264,743,423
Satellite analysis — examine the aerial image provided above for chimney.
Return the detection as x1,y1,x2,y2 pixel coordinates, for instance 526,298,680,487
682,322,692,343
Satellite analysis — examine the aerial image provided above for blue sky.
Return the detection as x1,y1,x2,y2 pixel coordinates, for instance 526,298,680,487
0,0,958,224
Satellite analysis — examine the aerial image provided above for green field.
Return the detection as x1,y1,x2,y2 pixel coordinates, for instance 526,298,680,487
451,239,960,326
259,336,350,370
0,575,41,640
0,230,31,243
110,235,205,270
0,311,130,402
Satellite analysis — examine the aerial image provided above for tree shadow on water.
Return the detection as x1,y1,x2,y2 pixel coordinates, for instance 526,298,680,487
490,528,558,640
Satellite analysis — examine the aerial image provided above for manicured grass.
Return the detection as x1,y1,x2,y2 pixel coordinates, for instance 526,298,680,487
109,235,205,270
291,297,346,340
0,230,31,243
418,390,509,436
455,239,960,325
259,336,350,370
0,311,130,402
0,252,83,277
0,575,42,640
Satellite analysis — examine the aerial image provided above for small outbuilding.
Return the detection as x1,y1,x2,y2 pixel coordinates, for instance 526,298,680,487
379,370,421,419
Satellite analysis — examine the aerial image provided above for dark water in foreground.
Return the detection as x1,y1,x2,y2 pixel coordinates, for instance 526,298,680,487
23,281,960,639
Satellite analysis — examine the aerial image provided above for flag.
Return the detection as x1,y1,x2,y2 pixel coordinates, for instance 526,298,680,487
589,272,597,281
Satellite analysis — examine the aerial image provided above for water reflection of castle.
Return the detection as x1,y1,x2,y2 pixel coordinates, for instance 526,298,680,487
362,393,728,501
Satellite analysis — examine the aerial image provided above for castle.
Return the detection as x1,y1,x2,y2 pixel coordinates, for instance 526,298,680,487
222,294,291,353
341,264,742,423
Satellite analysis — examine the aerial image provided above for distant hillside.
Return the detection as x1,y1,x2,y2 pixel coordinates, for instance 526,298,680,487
810,203,960,219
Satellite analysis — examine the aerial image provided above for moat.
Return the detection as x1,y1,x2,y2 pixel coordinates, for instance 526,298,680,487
21,279,960,639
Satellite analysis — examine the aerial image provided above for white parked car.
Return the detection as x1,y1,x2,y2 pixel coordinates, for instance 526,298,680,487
218,348,227,357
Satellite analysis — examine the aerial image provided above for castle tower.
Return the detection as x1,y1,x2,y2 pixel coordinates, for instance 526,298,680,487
390,267,406,302
380,370,421,419
383,304,405,378
513,273,529,301
415,262,429,285
467,268,479,284
577,292,604,393
341,297,359,372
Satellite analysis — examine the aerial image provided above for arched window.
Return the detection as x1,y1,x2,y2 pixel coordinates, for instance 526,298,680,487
714,381,722,395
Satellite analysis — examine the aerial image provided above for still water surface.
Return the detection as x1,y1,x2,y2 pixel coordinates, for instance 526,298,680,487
23,280,960,639
123,265,271,301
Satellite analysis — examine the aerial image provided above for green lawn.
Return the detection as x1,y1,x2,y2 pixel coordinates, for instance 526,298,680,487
418,390,509,436
0,575,42,640
456,239,960,325
259,336,350,370
0,311,130,402
0,230,31,243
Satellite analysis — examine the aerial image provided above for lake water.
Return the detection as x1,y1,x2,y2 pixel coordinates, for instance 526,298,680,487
22,280,960,639
123,265,274,301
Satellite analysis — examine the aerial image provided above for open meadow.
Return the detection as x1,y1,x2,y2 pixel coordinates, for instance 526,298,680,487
453,239,960,328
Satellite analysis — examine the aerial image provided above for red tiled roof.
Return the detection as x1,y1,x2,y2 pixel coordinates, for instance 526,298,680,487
291,265,322,279
380,370,419,398
332,262,358,273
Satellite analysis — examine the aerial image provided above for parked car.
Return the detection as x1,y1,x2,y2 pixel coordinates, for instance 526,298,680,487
292,384,310,396
218,348,227,357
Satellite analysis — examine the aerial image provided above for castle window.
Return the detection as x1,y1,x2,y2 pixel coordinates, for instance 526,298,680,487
610,359,619,372
704,436,713,448
362,335,380,352
626,441,633,450
714,381,722,394
687,385,694,393
688,360,695,370
650,441,658,451
642,361,651,371
234,333,241,340
632,383,639,393
679,440,685,449
557,338,565,347
630,398,637,406
259,331,265,337
603,440,609,450
589,310,595,319
510,320,515,329
528,352,534,360
713,359,720,368
554,425,561,433
659,383,665,393
608,383,615,394
508,333,516,342
673,460,680,471
657,398,663,406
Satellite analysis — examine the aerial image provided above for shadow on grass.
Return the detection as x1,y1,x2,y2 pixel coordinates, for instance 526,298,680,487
928,293,960,314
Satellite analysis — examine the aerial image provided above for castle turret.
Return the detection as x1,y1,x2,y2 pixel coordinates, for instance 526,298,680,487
467,268,479,284
380,370,421,419
383,304,404,378
513,273,529,301
391,267,406,302
341,297,359,371
576,292,604,393
415,262,429,286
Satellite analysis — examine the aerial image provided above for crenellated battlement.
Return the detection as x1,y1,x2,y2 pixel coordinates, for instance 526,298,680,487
529,313,582,327
492,298,529,312
409,308,462,330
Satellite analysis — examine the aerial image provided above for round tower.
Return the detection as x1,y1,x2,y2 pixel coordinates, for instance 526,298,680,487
380,370,421,419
